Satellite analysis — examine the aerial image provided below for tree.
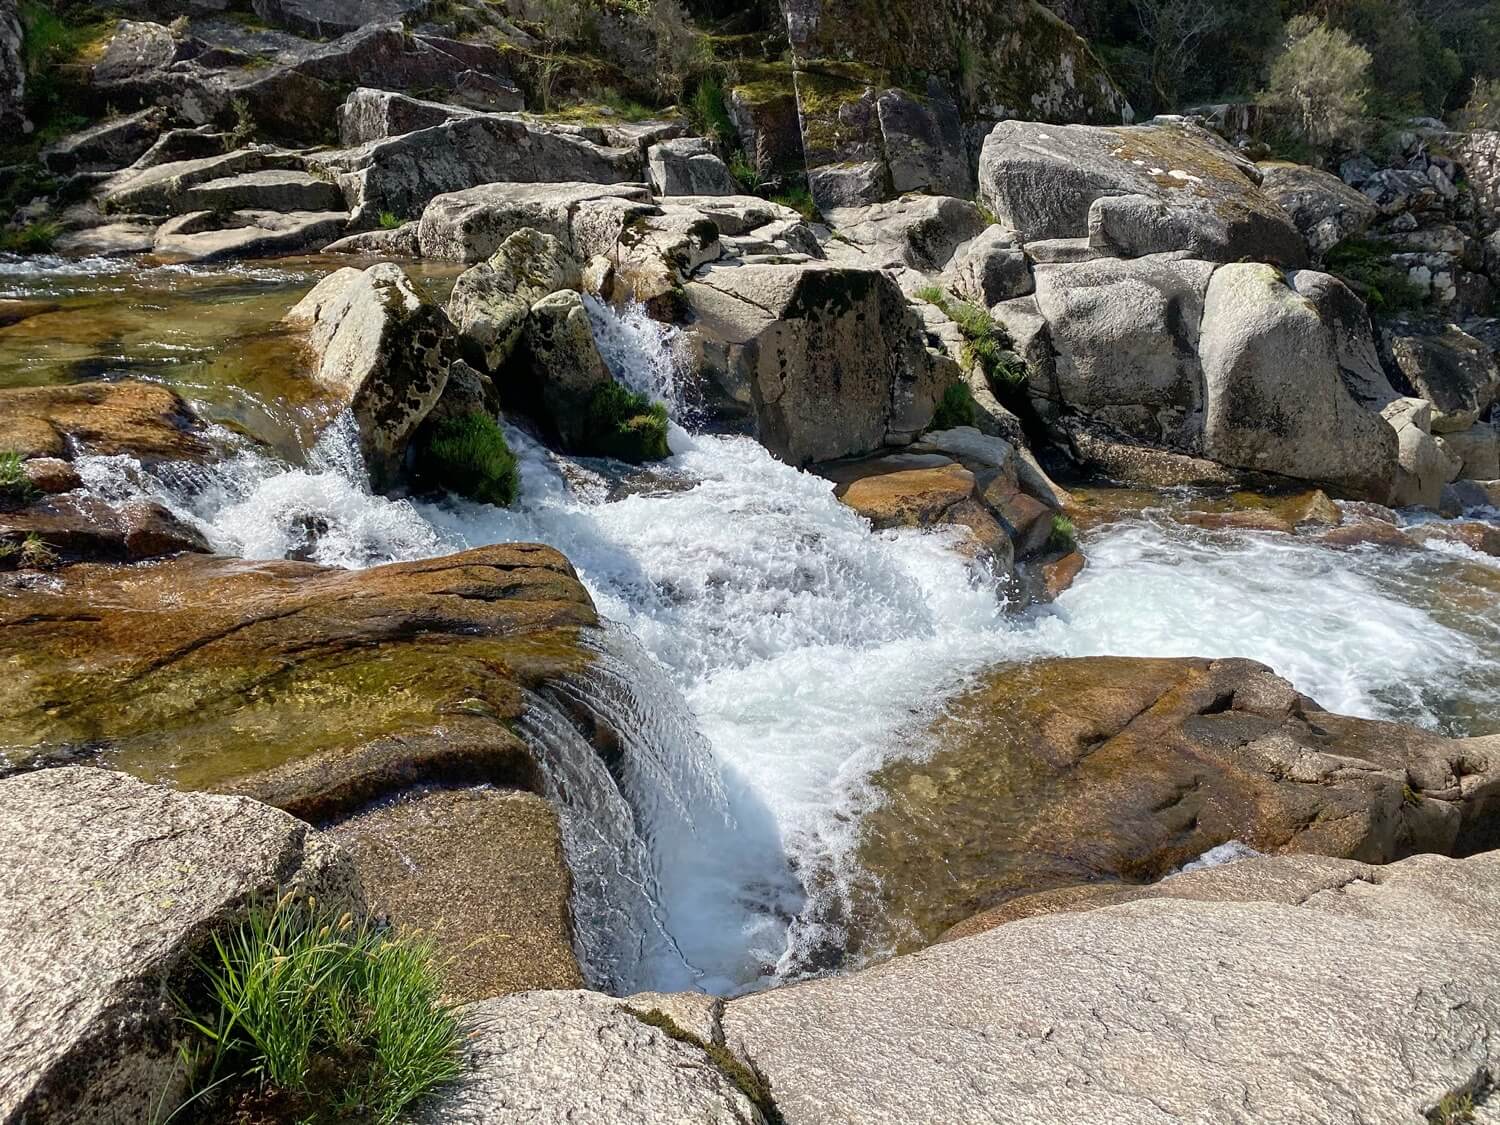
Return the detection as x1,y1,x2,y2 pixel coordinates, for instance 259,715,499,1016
1130,0,1229,110
1260,15,1372,150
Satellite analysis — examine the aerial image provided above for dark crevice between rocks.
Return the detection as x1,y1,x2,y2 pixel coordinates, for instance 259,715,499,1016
625,1008,786,1125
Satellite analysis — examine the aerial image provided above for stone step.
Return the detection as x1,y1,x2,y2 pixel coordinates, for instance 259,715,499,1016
152,209,349,263
177,169,346,215
100,146,306,214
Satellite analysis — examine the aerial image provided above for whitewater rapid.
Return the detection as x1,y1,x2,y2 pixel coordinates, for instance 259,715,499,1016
72,298,1500,996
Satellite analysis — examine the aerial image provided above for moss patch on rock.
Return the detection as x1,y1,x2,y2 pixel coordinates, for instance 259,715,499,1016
415,411,520,507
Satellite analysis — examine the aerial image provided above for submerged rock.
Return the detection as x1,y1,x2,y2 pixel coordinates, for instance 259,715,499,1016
723,849,1500,1125
856,655,1500,953
0,767,358,1125
0,495,210,565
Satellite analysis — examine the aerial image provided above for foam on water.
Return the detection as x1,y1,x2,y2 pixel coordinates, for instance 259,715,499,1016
70,296,1500,995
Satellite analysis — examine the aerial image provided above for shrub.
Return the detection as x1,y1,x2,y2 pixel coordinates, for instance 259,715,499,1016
172,892,462,1125
650,0,707,103
585,381,670,462
1457,77,1500,132
18,533,57,569
929,382,976,431
1322,238,1427,313
728,150,760,193
417,411,520,507
1258,16,1371,152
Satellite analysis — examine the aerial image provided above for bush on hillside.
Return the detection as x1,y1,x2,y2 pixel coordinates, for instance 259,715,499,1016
1259,16,1371,152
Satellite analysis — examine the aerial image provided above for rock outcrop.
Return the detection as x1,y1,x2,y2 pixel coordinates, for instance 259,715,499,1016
447,228,582,372
684,262,951,464
977,120,1306,265
283,262,454,487
855,655,1499,952
722,849,1500,1125
0,767,358,1125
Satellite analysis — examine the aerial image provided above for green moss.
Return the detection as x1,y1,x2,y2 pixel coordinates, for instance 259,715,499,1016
627,1009,784,1125
416,412,520,507
929,382,976,431
584,381,670,462
16,1,113,141
1048,514,1076,554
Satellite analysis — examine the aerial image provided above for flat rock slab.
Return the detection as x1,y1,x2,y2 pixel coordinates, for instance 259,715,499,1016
329,786,583,1003
855,655,1500,952
0,767,357,1125
0,545,596,806
0,381,210,463
723,849,1500,1125
405,990,761,1124
153,209,349,263
178,169,346,214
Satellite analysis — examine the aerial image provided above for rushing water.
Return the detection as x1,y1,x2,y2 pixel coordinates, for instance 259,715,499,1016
16,258,1500,995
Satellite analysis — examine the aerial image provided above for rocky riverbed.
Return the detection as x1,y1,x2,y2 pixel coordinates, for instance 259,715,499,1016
2,0,1500,1122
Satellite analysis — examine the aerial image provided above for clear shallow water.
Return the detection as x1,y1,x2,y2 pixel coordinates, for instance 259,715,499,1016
38,264,1500,995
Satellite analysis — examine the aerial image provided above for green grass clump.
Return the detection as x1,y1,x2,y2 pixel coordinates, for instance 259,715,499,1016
929,382,976,431
915,286,1023,389
1431,1091,1476,1125
172,892,462,1125
690,75,736,146
585,381,670,462
1048,514,1077,554
377,211,405,230
628,1008,783,1125
728,149,760,193
1322,239,1427,314
0,220,61,254
0,452,37,504
770,184,817,221
417,411,520,507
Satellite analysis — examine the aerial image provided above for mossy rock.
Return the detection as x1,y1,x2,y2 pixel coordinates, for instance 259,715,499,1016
583,381,670,463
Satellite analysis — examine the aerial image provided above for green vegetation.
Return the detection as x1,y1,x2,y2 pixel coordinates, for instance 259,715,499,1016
627,1008,784,1125
770,184,817,221
171,892,462,1125
1323,239,1428,313
377,211,405,230
915,286,1024,389
585,381,670,462
0,220,61,254
416,411,520,507
728,150,761,193
226,97,259,149
14,1,113,141
1431,1091,1477,1125
689,75,736,146
0,452,37,506
929,382,976,431
18,533,58,569
1049,515,1077,554
1260,16,1372,150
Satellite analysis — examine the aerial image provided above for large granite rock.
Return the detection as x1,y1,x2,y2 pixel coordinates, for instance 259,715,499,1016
854,655,1500,953
0,545,595,804
1257,160,1377,259
100,146,306,214
1199,263,1398,500
153,208,349,263
1383,397,1464,508
517,289,613,451
405,990,762,1124
40,108,169,175
416,181,651,263
0,767,358,1125
647,138,739,197
312,115,643,225
684,262,950,464
0,495,209,566
1385,323,1500,434
977,120,1307,265
1031,254,1215,447
723,848,1500,1124
823,195,987,274
337,87,477,147
283,262,454,488
446,227,581,372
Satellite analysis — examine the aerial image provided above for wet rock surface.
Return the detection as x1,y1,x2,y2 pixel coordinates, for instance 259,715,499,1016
856,655,1500,953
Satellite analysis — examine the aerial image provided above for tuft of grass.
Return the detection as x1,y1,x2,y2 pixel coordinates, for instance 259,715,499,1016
226,96,258,148
1048,514,1076,554
1403,783,1423,807
171,891,463,1125
0,452,37,504
585,381,670,462
916,286,1024,389
0,220,61,254
17,1,112,139
770,184,817,222
1431,1091,1476,1125
19,533,58,569
377,211,405,230
416,411,520,507
628,1008,784,1125
728,149,760,193
689,74,736,146
929,381,976,431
